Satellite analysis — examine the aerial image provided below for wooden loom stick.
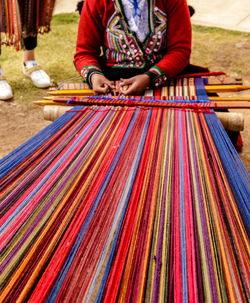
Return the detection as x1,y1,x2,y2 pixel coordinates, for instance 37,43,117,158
43,95,250,102
47,85,250,97
34,100,65,106
34,99,250,110
215,112,244,131
43,105,73,121
48,89,94,96
205,85,250,93
50,75,243,91
43,106,244,132
211,96,250,101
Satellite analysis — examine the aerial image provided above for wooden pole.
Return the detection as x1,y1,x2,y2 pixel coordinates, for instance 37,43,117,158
34,99,250,109
43,105,73,121
43,105,244,132
43,95,250,102
48,85,250,97
205,85,250,93
216,112,244,131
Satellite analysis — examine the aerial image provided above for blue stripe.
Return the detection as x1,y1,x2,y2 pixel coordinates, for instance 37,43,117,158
205,113,250,237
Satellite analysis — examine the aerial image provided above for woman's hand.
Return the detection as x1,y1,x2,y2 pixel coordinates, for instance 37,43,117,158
119,74,151,96
91,73,115,94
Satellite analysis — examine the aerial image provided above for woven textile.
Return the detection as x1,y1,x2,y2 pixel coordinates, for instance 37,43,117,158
63,78,212,109
0,79,249,302
0,0,55,50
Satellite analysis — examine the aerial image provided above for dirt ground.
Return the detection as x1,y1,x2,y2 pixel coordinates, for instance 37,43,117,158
0,101,50,158
0,79,249,172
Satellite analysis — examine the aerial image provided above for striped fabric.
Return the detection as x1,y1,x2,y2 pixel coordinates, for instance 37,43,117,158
0,80,249,302
0,0,55,50
64,78,213,109
56,77,197,97
0,0,22,50
18,0,56,36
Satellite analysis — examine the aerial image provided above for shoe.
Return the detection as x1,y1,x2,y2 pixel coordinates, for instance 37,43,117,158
0,76,13,100
23,60,51,88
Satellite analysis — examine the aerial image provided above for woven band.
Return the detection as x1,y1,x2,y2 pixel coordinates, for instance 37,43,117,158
24,65,42,75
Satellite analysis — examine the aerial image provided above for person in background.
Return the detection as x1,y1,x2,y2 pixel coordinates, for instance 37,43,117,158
0,0,56,100
74,0,194,95
76,0,85,14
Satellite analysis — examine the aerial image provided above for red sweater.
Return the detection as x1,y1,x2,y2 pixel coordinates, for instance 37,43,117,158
74,0,191,86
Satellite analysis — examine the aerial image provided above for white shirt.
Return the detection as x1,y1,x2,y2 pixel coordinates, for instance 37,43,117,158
121,0,150,42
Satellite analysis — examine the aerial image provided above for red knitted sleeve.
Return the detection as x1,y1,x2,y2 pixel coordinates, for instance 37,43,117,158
74,0,104,80
149,0,192,81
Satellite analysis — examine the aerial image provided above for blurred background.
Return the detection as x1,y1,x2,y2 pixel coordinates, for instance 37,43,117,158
54,0,250,32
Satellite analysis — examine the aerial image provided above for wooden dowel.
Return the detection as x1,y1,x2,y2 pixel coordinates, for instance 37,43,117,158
211,96,250,102
37,93,250,104
205,85,250,93
34,100,64,106
216,112,244,131
206,80,243,86
48,89,94,96
43,105,73,121
215,103,250,109
46,95,250,103
48,85,250,97
34,99,250,109
43,105,244,131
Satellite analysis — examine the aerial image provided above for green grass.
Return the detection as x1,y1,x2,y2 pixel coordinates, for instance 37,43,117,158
191,25,250,77
192,24,250,37
0,13,80,105
0,14,249,106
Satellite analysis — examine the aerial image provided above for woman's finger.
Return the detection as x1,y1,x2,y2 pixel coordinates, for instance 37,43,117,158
121,84,137,95
93,83,109,94
119,78,132,86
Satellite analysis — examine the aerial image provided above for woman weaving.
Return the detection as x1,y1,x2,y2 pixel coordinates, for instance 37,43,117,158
74,0,192,95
